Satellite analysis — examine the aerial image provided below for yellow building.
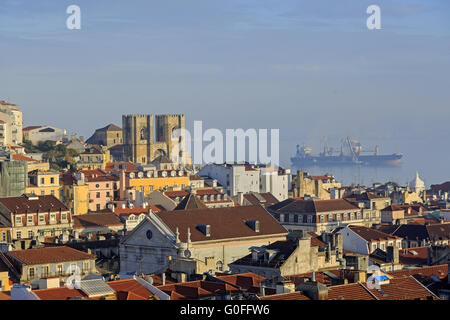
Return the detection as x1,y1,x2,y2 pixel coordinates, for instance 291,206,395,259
403,191,424,204
126,169,190,196
26,170,61,198
60,172,90,215
77,146,111,170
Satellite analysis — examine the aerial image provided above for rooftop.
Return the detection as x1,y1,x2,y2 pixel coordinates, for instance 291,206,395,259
9,246,95,265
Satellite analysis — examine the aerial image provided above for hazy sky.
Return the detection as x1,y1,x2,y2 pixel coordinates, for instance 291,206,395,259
1,0,449,184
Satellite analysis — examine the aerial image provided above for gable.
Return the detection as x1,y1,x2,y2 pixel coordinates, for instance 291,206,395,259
121,216,176,249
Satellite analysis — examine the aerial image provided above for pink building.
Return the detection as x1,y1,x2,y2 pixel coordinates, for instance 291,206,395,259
82,169,118,212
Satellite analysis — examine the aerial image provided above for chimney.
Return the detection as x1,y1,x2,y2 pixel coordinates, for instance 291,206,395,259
237,192,244,205
246,220,260,232
386,246,399,264
197,224,211,237
297,281,329,300
276,281,295,294
252,250,259,262
162,273,166,285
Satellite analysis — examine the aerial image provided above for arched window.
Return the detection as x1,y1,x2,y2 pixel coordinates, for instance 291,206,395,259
216,261,223,271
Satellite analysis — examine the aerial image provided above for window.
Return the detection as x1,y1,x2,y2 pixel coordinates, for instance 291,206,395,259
15,216,22,224
96,184,100,188
62,213,67,220
50,177,55,184
50,214,56,221
96,204,101,211
39,215,44,222
319,215,324,223
42,266,49,278
83,262,89,272
29,268,35,278
96,192,100,198
28,230,33,238
16,231,21,239
106,184,109,188
372,243,377,251
41,178,45,184
216,261,223,271
57,265,63,275
350,212,354,220
1,232,6,242
307,215,313,223
27,215,33,224
106,191,110,197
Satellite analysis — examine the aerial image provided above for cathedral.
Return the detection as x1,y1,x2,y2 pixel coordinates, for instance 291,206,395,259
121,114,186,165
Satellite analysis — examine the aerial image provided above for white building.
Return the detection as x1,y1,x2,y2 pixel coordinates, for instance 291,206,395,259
335,225,403,255
23,126,67,145
0,101,23,146
198,163,290,200
259,166,290,201
119,205,287,275
409,172,426,195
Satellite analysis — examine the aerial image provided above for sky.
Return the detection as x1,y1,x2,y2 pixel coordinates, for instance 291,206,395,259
1,0,449,185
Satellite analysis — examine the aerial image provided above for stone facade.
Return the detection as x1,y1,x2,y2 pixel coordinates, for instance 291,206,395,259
122,114,185,165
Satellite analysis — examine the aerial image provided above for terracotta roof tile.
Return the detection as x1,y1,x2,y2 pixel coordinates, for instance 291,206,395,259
156,205,287,242
9,246,95,265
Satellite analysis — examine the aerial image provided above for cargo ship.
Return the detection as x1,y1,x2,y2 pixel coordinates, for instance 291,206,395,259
291,137,402,167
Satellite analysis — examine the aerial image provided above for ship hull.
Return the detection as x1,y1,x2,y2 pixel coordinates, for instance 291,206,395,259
291,154,402,167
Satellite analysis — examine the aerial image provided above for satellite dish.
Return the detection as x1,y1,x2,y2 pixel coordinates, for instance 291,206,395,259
146,171,152,178
145,276,154,285
184,249,191,258
129,172,135,179
138,172,144,178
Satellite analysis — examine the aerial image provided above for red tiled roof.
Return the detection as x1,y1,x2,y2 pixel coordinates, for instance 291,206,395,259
112,206,148,217
398,246,431,265
33,278,156,300
348,225,402,242
9,246,95,265
105,162,139,173
164,190,188,199
73,213,123,229
327,282,377,300
0,195,69,214
270,198,359,214
366,276,439,300
156,205,287,242
12,154,40,162
388,264,448,280
23,126,43,132
260,291,310,300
